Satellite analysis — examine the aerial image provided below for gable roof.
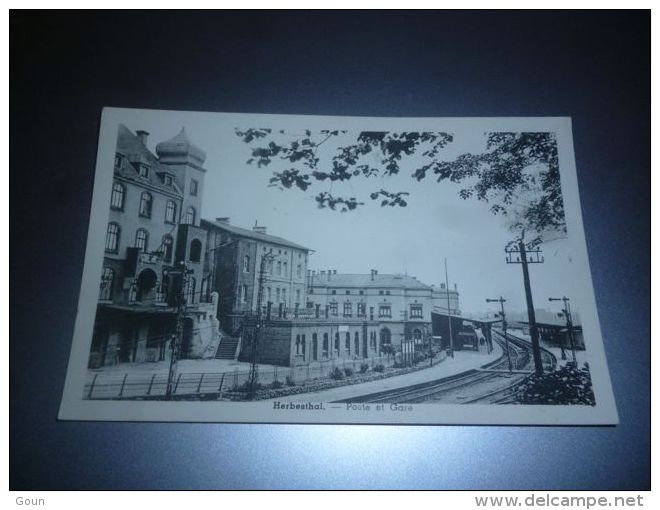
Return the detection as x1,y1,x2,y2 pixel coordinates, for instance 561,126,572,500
114,124,182,196
201,219,311,251
310,273,432,290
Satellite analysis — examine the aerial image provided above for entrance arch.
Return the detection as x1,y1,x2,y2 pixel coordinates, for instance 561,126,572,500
379,327,391,349
136,269,158,301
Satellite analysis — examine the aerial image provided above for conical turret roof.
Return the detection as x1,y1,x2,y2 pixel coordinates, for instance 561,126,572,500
155,127,206,165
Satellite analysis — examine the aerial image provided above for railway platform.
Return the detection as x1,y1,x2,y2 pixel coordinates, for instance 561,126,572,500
272,342,503,402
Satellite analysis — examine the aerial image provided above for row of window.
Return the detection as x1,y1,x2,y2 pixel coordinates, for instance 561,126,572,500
115,156,199,196
241,255,304,279
294,331,381,359
110,183,196,225
237,285,303,306
311,289,393,296
105,222,202,262
322,303,423,319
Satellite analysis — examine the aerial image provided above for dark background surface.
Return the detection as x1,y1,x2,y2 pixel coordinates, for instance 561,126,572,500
10,11,650,490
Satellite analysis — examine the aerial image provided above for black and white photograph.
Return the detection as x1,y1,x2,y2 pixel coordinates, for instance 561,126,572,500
58,108,617,424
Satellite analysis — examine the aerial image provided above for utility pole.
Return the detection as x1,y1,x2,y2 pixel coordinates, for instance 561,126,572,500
246,251,275,399
505,239,544,376
486,297,512,373
165,261,191,399
549,296,577,365
444,257,454,359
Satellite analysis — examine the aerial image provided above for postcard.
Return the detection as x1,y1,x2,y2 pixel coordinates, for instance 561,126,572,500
58,108,618,424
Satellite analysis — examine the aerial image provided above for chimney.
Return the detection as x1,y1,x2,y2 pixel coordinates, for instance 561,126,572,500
136,130,149,145
454,283,457,291
215,217,230,224
252,221,267,234
327,269,331,281
370,269,378,281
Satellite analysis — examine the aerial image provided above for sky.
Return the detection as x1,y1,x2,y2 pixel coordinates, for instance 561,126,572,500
115,109,585,319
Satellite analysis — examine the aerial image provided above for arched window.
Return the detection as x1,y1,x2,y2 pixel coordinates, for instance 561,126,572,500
345,332,351,354
99,267,114,301
354,332,360,356
296,334,301,355
161,235,173,262
165,200,177,224
283,262,287,277
243,255,250,273
189,239,202,262
110,182,125,210
312,333,318,361
186,277,196,304
334,332,340,353
296,264,302,278
105,223,120,252
135,229,148,252
323,333,329,358
185,206,196,225
139,192,152,218
301,335,306,357
276,261,282,276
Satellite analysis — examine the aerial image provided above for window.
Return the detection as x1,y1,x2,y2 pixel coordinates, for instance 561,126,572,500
99,267,114,301
135,229,148,252
359,290,364,295
410,304,423,318
276,261,282,276
164,174,173,186
308,288,314,294
162,235,173,262
190,179,198,196
345,333,351,354
331,290,336,295
110,182,125,210
343,302,352,317
296,264,302,278
138,164,149,178
370,331,377,349
329,302,338,316
354,332,360,355
139,192,152,218
165,200,177,224
105,223,120,252
282,288,286,304
386,290,391,296
243,255,250,272
323,333,329,357
186,277,196,304
378,305,392,318
185,206,196,225
296,335,301,355
296,289,300,304
276,288,281,302
114,154,122,169
357,302,366,317
413,329,422,342
238,284,247,304
189,239,202,262
267,287,272,302
283,262,288,277
334,333,340,353
301,334,306,356
379,290,384,295
345,290,351,295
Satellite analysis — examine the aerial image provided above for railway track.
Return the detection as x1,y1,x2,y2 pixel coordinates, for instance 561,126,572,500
335,331,556,405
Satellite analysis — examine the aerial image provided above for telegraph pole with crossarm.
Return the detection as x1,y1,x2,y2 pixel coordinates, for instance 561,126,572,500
549,296,577,365
505,239,544,376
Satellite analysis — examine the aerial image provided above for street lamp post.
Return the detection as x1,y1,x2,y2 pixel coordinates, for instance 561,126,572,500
486,296,512,373
549,296,577,365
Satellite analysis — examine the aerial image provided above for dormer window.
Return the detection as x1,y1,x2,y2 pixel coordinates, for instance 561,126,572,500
138,164,149,178
164,174,173,186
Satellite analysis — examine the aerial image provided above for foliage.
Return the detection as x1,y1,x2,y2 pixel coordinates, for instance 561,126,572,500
413,352,428,365
270,380,284,389
329,367,345,380
343,367,354,377
380,344,396,358
373,364,385,373
392,361,405,369
235,128,565,240
359,362,370,374
285,375,296,387
516,363,595,405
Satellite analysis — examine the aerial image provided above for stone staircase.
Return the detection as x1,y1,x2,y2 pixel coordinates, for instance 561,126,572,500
215,336,240,360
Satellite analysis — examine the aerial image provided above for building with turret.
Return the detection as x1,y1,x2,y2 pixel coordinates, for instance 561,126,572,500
89,125,219,367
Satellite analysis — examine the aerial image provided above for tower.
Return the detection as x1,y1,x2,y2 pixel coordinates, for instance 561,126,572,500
155,128,207,227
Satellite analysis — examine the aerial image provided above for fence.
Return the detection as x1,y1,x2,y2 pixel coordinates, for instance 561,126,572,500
83,355,401,400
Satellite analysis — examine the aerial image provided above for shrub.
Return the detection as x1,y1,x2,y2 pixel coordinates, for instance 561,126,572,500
392,361,405,369
329,367,345,380
233,381,262,392
516,363,595,405
373,364,385,373
413,352,427,365
359,363,369,374
344,367,354,377
270,380,284,389
285,375,296,386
